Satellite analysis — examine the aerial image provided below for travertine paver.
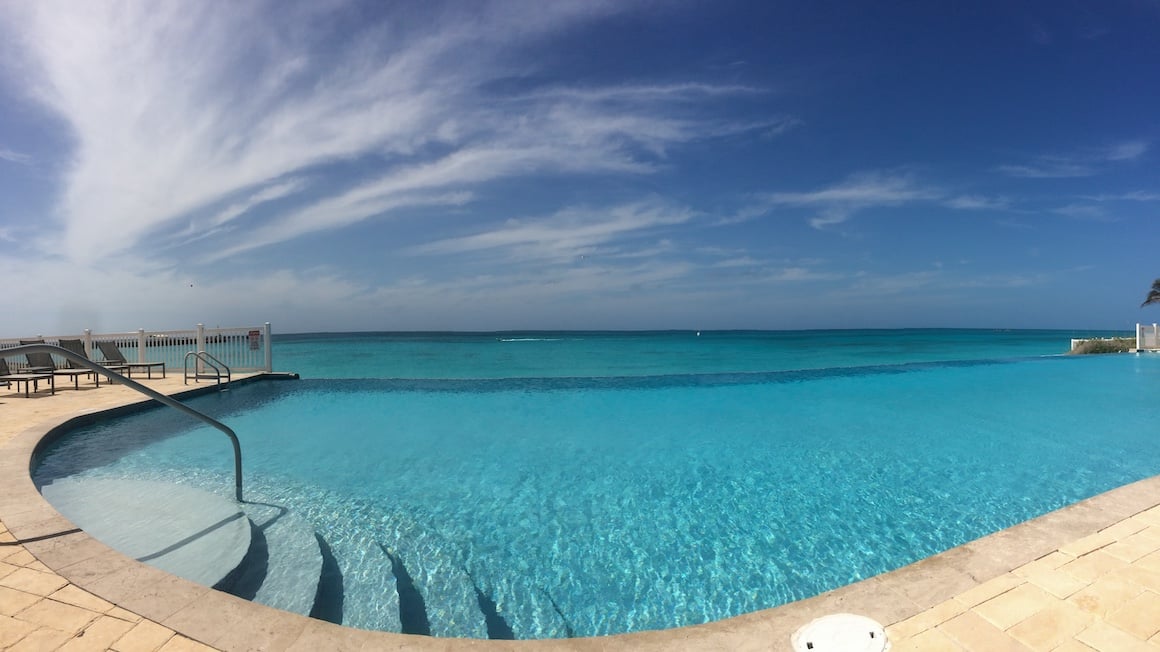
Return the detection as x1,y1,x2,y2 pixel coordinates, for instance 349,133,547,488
111,619,178,652
1106,590,1160,640
1076,621,1156,652
1006,601,1093,651
1018,564,1089,599
1051,641,1099,652
1069,575,1145,617
14,597,100,634
7,627,74,652
59,616,136,652
156,635,220,652
937,611,1032,651
49,583,118,613
972,583,1056,630
7,374,1160,650
1105,528,1160,563
0,566,71,596
950,573,1023,608
1063,550,1132,583
0,614,39,648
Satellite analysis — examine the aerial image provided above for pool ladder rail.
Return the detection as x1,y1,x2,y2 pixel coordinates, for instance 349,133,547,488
185,350,232,389
4,344,244,501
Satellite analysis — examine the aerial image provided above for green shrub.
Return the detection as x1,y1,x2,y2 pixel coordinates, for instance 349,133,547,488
1069,338,1135,354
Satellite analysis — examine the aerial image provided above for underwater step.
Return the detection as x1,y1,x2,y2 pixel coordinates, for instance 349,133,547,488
216,502,325,617
39,477,250,587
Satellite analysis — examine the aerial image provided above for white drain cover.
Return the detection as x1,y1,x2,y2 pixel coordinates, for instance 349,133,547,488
790,613,890,652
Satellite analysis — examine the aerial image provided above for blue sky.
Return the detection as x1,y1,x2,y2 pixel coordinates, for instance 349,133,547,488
0,0,1157,335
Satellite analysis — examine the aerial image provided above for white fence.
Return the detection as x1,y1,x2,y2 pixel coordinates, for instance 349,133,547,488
1138,323,1160,351
0,323,273,373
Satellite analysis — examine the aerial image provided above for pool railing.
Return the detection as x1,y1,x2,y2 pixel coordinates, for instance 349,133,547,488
4,343,245,502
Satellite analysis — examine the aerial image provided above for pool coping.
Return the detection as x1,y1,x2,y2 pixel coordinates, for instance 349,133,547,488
3,374,1160,650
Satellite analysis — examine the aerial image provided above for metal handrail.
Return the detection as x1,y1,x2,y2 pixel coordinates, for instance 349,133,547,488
5,344,243,502
184,351,231,388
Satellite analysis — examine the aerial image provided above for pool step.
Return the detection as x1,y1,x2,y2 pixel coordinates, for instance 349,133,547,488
216,503,324,618
39,477,251,588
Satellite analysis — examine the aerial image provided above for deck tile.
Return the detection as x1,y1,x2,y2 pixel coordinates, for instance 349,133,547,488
1104,528,1160,563
938,611,1033,652
0,566,70,596
1069,575,1146,617
886,598,967,641
48,584,116,613
59,616,136,652
0,613,39,648
5,626,72,652
1005,600,1093,651
1063,551,1131,583
13,597,100,635
890,627,965,651
1019,565,1089,599
0,584,41,616
1076,621,1155,652
971,582,1054,630
110,619,175,652
950,573,1023,608
1105,590,1160,641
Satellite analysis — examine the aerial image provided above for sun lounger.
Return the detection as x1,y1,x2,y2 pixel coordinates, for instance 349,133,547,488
20,339,101,390
96,340,167,378
59,338,130,384
0,357,55,397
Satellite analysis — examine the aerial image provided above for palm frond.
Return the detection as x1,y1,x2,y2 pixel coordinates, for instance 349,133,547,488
1143,278,1160,307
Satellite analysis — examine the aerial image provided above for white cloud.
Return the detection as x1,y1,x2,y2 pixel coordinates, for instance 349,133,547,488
1103,140,1148,161
944,195,1011,211
996,160,1094,179
4,0,766,265
414,200,693,262
0,147,32,165
997,140,1149,179
1082,191,1160,202
1053,204,1112,221
752,171,940,229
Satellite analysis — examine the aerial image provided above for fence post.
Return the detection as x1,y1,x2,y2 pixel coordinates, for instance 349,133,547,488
196,324,206,374
83,329,93,358
137,329,147,363
264,322,272,372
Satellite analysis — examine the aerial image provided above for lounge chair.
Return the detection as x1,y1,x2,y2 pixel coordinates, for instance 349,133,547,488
0,357,55,397
59,338,129,382
20,339,101,390
96,340,167,378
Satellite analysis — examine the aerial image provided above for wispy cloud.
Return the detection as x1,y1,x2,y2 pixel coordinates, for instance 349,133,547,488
413,200,693,262
996,159,1095,179
2,0,765,264
997,140,1149,178
1103,140,1148,161
1081,190,1160,202
744,171,941,229
0,147,32,165
943,194,1011,211
1052,203,1112,221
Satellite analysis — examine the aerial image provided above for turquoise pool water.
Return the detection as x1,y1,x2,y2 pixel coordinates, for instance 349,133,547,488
33,330,1160,639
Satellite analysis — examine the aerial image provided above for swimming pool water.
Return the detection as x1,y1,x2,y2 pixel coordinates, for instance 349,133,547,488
33,345,1160,638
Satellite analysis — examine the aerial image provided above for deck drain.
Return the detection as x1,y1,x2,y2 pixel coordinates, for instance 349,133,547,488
790,613,890,652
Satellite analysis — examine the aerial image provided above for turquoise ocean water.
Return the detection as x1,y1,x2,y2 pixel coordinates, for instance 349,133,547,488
34,329,1160,639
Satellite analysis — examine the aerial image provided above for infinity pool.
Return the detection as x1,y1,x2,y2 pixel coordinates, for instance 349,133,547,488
33,353,1160,638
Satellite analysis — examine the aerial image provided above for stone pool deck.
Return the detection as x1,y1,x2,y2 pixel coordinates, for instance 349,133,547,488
2,375,1160,651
